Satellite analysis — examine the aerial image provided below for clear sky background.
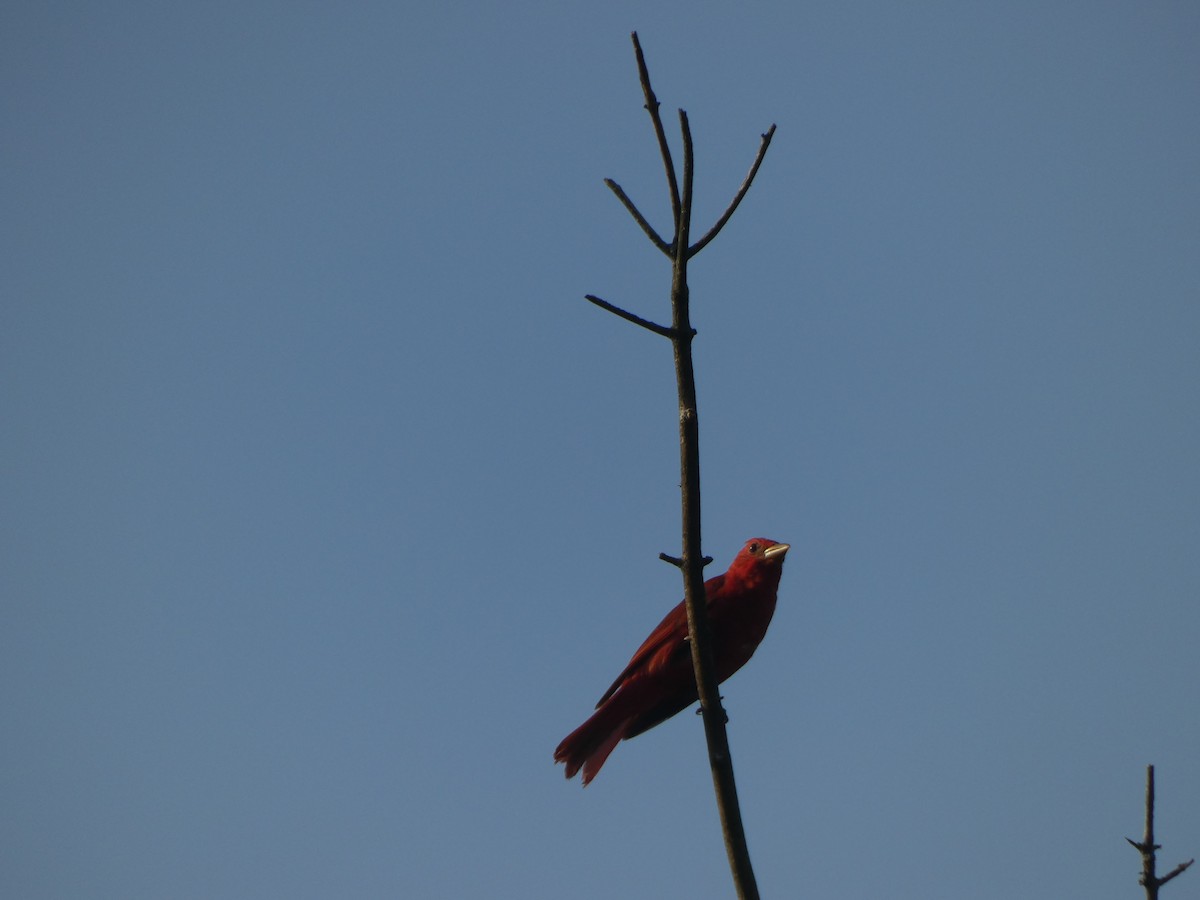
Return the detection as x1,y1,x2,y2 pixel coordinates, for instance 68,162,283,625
3,2,1198,898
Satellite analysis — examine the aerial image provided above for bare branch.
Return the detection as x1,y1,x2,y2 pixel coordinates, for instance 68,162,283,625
689,124,777,258
631,32,681,231
671,105,761,900
584,294,674,338
581,36,775,900
1128,766,1194,900
604,178,672,256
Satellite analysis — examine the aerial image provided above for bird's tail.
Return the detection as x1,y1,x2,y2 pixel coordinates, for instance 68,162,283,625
554,698,634,786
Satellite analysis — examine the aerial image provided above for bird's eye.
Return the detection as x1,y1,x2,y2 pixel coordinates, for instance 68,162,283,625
749,542,760,554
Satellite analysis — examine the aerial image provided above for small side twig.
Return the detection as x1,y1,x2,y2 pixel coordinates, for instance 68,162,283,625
1126,765,1194,900
689,125,777,258
604,179,672,256
659,552,713,569
584,294,674,338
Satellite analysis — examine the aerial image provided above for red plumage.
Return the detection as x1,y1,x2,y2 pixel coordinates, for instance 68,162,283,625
554,538,790,785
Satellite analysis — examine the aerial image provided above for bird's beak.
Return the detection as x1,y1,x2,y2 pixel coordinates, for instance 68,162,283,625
764,543,790,561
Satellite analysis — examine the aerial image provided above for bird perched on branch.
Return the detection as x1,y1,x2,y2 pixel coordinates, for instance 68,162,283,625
555,538,790,785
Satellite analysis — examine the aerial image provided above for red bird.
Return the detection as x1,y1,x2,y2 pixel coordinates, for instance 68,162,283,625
555,538,790,785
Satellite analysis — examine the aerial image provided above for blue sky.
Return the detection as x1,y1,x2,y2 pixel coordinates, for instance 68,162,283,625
3,2,1198,897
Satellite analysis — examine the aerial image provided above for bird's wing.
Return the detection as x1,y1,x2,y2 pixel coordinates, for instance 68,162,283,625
594,573,726,707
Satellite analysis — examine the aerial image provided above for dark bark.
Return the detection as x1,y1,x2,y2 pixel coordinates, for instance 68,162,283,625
1126,765,1194,899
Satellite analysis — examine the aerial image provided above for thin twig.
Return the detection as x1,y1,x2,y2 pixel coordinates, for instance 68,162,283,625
584,294,673,338
631,32,681,231
604,179,672,256
689,125,777,258
659,552,713,568
1160,861,1195,889
679,110,694,254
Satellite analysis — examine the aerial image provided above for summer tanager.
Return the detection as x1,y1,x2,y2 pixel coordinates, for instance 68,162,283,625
555,538,790,785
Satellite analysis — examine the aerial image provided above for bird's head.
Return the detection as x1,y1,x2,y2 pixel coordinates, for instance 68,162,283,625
739,538,789,564
726,537,789,587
